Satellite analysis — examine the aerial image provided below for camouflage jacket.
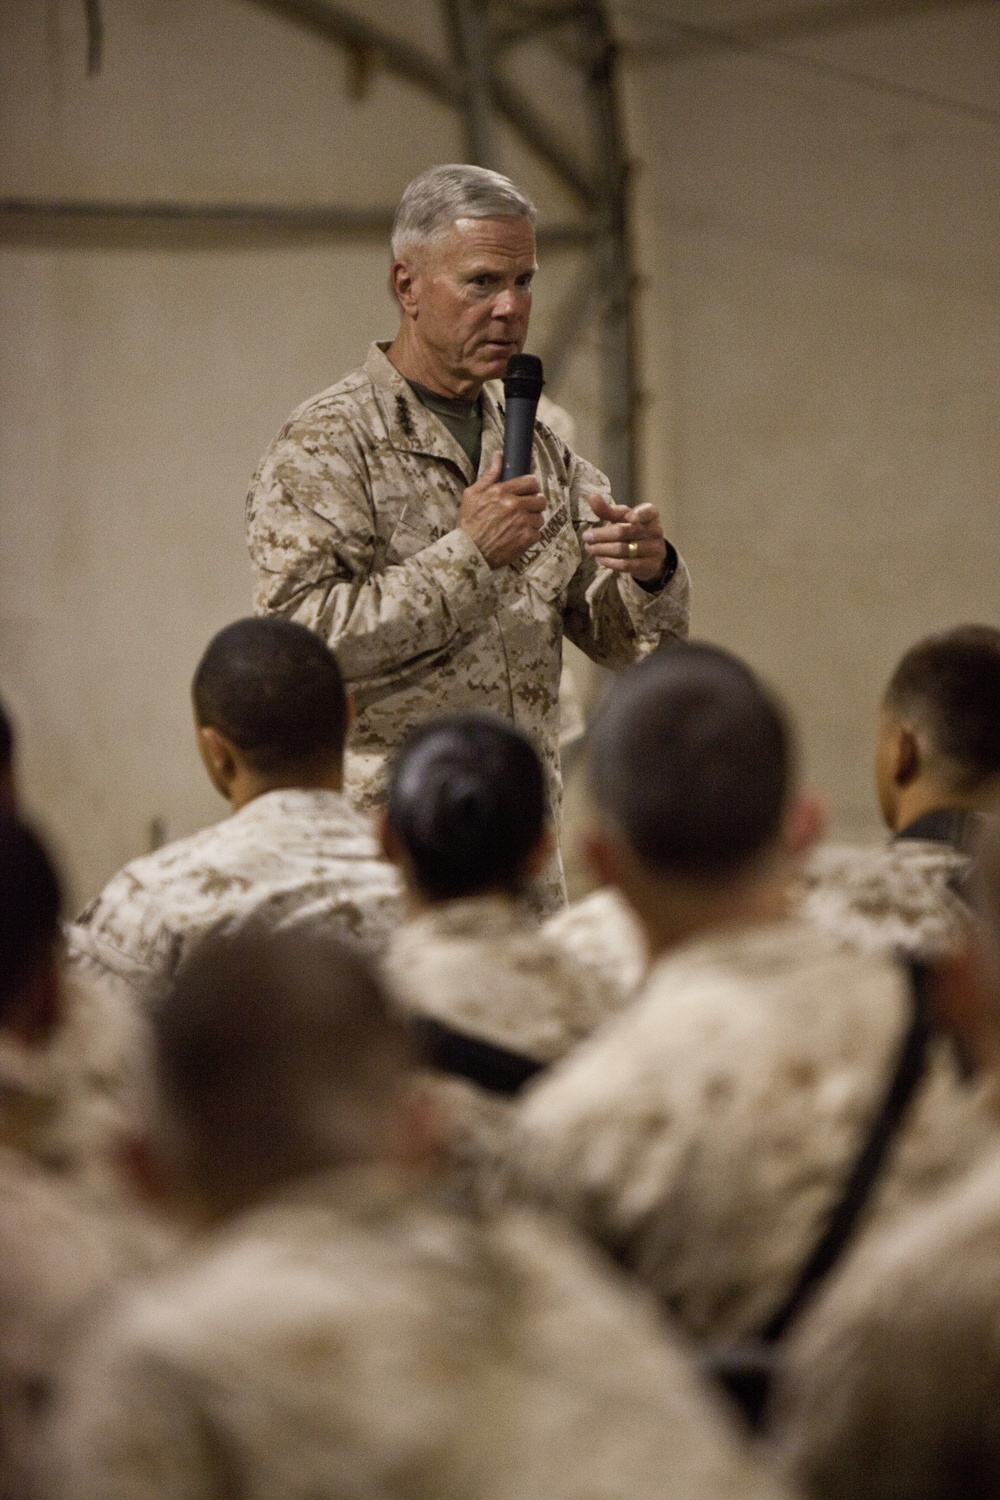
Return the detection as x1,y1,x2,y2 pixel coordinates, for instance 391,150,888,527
773,1143,1000,1500
66,788,402,1011
48,1166,794,1500
542,888,650,1012
514,919,996,1343
383,894,631,1203
0,1031,166,1500
800,838,971,959
246,344,690,823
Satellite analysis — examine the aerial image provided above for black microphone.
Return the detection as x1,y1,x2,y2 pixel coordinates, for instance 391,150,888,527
501,354,544,481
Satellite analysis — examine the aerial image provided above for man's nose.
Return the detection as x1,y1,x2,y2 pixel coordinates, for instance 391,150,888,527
492,288,521,319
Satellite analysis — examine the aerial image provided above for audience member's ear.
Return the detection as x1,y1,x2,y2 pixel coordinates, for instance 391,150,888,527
120,1134,172,1209
524,824,557,881
892,723,921,788
196,725,239,799
582,818,629,891
393,1079,447,1173
120,1134,197,1220
783,791,828,860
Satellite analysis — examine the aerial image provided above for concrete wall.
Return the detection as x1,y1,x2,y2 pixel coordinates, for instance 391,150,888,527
2,0,998,904
0,0,596,905
623,0,1000,836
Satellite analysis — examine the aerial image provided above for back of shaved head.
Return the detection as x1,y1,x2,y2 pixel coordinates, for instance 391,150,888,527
588,642,793,880
192,617,348,775
885,626,1000,793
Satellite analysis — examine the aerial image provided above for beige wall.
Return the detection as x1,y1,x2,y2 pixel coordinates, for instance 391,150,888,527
623,0,1000,837
2,0,998,904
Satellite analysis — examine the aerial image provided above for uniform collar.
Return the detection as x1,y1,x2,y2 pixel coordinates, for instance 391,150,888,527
363,342,504,484
895,808,984,854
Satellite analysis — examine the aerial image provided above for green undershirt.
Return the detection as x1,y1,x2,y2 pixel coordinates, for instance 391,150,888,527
406,378,484,473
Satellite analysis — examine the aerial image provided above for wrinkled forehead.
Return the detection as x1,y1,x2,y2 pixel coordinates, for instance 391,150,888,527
414,214,537,268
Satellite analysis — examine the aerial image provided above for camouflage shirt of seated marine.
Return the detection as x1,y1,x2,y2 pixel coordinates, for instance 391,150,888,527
245,343,691,865
65,788,403,1013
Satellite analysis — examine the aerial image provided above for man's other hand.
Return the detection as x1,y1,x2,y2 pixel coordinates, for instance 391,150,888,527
459,454,545,569
582,495,667,585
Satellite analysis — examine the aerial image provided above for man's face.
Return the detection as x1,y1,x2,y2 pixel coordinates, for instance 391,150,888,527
396,216,537,397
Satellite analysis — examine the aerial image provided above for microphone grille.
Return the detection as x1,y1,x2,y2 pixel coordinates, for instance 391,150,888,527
503,353,544,397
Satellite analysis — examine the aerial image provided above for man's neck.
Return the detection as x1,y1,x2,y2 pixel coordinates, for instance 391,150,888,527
889,781,994,837
386,328,483,402
624,868,795,962
228,765,344,814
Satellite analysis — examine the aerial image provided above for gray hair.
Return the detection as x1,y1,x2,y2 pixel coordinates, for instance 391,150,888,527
391,163,536,260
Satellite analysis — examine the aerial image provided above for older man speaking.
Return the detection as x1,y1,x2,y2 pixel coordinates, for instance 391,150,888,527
246,164,690,909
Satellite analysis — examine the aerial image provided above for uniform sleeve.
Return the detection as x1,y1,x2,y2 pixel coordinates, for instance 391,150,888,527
65,873,172,1009
561,452,690,670
49,1337,219,1500
246,411,500,687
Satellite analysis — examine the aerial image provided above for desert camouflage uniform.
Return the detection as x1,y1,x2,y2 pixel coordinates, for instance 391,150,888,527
542,888,649,1011
383,894,631,1202
800,840,972,960
48,1165,795,1500
66,788,402,1014
772,1144,1000,1500
779,1140,1000,1494
0,1030,165,1500
514,919,996,1343
246,344,690,907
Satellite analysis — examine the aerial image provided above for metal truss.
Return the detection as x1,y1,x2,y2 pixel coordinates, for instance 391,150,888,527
0,0,640,503
238,0,640,500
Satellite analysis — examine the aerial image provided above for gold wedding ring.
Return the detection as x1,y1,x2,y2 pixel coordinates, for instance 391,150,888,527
627,540,639,559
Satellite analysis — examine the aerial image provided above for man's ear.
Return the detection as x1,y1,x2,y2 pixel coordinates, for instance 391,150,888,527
196,725,238,797
581,818,629,892
390,259,419,317
784,791,829,860
119,1134,181,1214
893,724,921,788
524,823,558,881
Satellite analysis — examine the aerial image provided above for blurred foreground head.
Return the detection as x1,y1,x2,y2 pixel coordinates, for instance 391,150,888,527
383,711,550,903
0,815,62,1046
584,643,821,949
147,926,416,1219
877,625,1000,833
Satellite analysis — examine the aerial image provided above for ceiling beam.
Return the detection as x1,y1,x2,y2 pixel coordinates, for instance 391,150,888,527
623,0,989,60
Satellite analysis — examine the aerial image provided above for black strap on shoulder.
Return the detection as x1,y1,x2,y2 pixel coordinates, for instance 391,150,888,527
408,1014,547,1098
759,956,934,1344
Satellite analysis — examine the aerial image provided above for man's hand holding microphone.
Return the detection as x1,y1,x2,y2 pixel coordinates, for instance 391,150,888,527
459,354,668,586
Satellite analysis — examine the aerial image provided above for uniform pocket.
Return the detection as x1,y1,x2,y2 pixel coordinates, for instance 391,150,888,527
385,503,444,563
520,520,579,603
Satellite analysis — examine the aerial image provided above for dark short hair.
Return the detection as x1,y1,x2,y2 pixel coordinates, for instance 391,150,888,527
386,712,547,901
0,817,62,1019
588,642,793,879
154,925,412,1206
885,626,1000,790
192,617,348,774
